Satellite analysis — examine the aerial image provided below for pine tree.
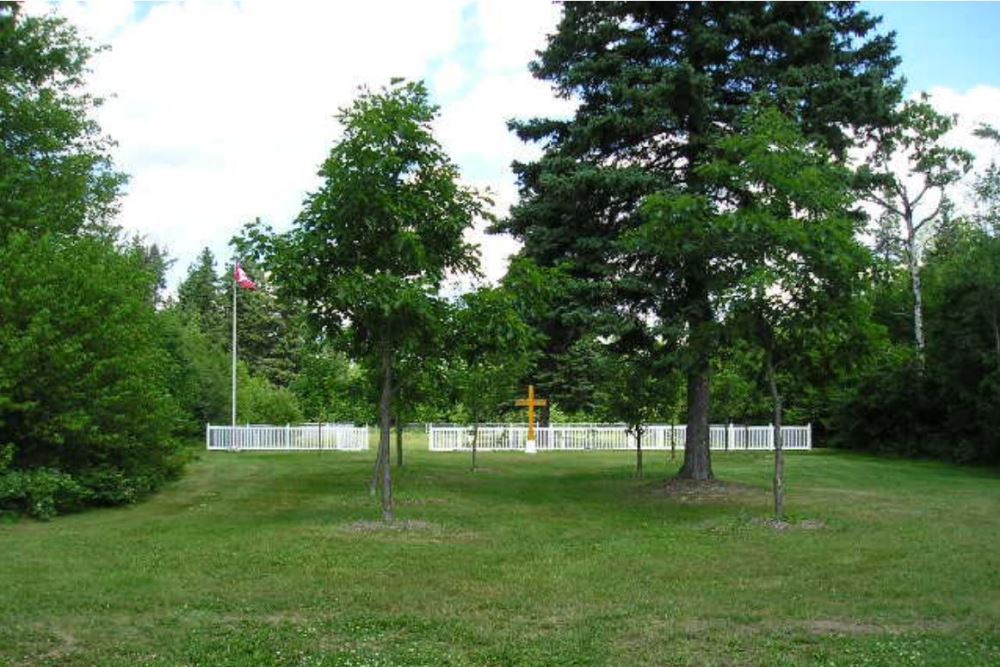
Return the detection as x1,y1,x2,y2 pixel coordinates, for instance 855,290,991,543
498,1,901,479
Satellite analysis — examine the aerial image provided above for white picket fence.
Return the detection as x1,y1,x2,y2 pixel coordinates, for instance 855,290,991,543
206,423,369,451
428,423,811,453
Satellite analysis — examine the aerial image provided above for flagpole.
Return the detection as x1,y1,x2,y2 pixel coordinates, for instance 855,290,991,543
231,266,237,447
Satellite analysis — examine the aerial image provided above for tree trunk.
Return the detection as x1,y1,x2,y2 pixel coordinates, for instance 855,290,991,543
378,347,394,522
635,427,643,479
905,213,926,366
369,435,385,496
395,415,403,468
678,286,714,480
470,418,479,471
765,345,785,520
678,359,713,480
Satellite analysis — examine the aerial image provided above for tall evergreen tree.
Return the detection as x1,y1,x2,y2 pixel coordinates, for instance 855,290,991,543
177,248,225,340
497,1,901,479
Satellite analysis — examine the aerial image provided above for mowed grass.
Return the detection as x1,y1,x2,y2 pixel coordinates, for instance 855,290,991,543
2,437,999,667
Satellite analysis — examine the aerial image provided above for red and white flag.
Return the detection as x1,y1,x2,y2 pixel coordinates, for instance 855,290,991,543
234,263,257,290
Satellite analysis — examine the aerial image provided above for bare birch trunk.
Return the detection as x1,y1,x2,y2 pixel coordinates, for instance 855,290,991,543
905,211,926,366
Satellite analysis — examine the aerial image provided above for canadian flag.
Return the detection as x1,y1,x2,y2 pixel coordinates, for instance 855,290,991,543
234,263,257,290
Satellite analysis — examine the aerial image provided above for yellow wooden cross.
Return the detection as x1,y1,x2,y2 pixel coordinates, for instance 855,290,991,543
515,384,548,443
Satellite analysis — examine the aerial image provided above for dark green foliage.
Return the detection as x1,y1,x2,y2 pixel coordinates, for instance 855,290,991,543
448,287,537,424
237,367,303,425
0,11,187,516
0,233,183,508
224,260,306,388
157,310,230,434
176,250,305,389
290,345,374,424
0,467,89,520
830,132,1000,465
262,79,485,359
834,229,1000,465
711,342,767,423
498,1,901,478
177,247,226,341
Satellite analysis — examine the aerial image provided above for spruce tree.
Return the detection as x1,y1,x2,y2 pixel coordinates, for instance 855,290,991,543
498,1,901,479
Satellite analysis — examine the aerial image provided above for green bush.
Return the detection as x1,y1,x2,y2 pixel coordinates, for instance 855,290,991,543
0,468,90,520
240,370,303,425
77,463,180,506
0,234,183,516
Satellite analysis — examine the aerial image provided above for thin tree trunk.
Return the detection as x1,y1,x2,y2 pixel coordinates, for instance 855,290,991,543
395,415,403,468
635,427,643,479
669,421,676,461
906,214,926,366
379,347,394,522
471,421,478,471
765,345,785,520
369,436,385,496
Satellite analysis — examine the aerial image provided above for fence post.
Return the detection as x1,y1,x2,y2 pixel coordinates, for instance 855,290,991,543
807,422,812,450
205,423,210,450
769,423,774,450
727,423,734,451
286,423,291,449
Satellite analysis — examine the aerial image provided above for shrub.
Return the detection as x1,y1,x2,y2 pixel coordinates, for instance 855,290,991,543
0,468,90,520
0,234,183,515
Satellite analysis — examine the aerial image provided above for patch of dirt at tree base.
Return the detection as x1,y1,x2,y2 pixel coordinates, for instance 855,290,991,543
750,517,827,531
654,478,763,503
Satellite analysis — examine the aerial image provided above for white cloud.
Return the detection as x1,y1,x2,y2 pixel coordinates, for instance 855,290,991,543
905,87,1000,240
925,86,1000,172
28,0,135,41
26,0,570,291
475,0,561,72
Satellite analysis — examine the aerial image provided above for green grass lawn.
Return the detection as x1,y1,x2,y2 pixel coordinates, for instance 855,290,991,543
2,439,999,667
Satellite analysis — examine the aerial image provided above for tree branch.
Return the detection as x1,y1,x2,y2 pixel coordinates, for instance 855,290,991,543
914,199,944,232
864,190,904,217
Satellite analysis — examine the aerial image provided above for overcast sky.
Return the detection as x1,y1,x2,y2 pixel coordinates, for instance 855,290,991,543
25,1,1000,290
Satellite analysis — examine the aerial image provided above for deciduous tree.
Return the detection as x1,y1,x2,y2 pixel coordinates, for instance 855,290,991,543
859,97,973,364
706,107,868,518
449,287,536,471
249,80,487,521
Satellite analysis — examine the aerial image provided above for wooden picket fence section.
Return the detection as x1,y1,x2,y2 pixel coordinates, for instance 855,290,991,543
428,423,811,452
206,423,369,451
